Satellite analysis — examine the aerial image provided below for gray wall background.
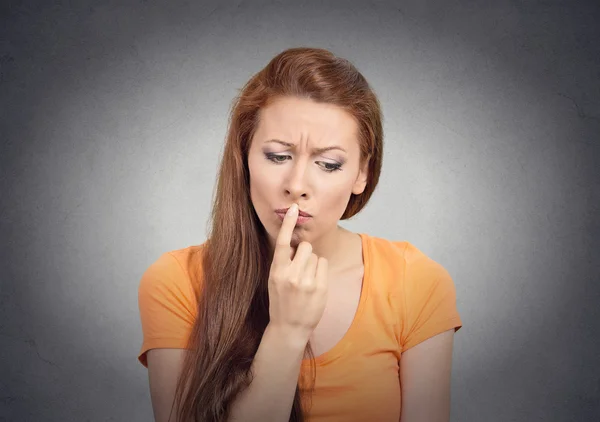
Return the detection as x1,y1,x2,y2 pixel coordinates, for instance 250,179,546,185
1,0,598,421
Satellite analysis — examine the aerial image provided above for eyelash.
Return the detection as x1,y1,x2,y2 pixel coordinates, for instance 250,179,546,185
264,153,343,173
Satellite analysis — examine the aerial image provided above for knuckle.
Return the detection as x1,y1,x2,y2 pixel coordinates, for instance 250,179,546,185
270,271,283,283
305,281,317,291
299,241,312,253
301,272,316,285
298,280,313,292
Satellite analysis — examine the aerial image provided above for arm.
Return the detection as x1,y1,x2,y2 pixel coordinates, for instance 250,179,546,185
146,348,189,422
399,328,456,422
228,323,307,422
146,324,306,422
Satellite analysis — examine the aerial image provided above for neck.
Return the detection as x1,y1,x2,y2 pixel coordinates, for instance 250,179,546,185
306,225,348,270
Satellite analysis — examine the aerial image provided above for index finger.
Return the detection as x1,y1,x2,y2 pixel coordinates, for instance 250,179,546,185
273,203,298,263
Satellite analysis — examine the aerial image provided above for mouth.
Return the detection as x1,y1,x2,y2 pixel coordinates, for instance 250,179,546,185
274,207,312,217
275,211,312,225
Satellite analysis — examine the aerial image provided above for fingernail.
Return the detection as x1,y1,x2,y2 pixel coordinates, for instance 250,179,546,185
289,204,298,214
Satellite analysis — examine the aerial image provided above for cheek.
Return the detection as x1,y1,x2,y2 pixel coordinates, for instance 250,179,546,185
320,180,356,211
249,165,277,208
250,171,276,197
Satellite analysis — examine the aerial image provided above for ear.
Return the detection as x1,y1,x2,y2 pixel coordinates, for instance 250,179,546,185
352,158,369,195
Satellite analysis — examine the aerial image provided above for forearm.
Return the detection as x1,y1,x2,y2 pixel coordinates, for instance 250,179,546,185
227,323,307,422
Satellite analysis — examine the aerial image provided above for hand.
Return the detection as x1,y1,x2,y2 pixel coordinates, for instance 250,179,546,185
267,203,329,343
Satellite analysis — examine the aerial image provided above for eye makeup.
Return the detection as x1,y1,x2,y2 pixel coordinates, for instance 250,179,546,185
263,152,344,173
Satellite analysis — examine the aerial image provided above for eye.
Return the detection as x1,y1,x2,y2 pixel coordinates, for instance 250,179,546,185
320,162,342,173
264,153,343,173
265,153,289,163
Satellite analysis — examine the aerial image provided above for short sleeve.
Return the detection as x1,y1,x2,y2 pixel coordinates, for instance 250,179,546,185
137,252,197,368
400,251,462,352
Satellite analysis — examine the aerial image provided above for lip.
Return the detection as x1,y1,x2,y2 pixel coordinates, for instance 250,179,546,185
275,211,311,225
274,207,312,217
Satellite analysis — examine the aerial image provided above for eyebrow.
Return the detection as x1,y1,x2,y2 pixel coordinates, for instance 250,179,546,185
263,139,347,154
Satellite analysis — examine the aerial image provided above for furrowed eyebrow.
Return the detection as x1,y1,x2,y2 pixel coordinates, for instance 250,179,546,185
264,139,347,154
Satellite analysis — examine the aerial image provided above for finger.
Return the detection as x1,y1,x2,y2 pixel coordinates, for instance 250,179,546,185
289,244,297,261
300,254,319,286
273,203,299,265
315,257,328,290
289,242,314,278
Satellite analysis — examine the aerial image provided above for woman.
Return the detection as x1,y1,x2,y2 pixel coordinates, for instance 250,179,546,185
137,47,463,422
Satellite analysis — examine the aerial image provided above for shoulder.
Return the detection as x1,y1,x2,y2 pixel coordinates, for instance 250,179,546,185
364,233,438,264
362,233,452,291
362,232,407,262
366,233,446,268
363,232,435,269
141,245,200,281
362,234,462,349
137,243,206,368
138,243,207,301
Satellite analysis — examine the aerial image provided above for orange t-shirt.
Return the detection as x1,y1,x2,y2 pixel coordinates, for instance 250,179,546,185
137,232,463,421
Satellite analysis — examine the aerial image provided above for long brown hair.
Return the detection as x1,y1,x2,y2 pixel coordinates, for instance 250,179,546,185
171,47,384,421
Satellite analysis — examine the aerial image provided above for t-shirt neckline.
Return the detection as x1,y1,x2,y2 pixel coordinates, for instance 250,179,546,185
301,232,371,367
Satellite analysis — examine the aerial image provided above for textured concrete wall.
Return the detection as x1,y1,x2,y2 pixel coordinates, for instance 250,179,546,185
1,0,598,421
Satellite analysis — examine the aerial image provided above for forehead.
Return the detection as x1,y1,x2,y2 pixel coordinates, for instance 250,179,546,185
255,96,358,146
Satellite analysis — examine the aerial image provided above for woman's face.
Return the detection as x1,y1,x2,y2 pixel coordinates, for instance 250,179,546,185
247,95,368,247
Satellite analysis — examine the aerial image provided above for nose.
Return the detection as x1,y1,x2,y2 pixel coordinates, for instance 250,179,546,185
283,156,311,199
